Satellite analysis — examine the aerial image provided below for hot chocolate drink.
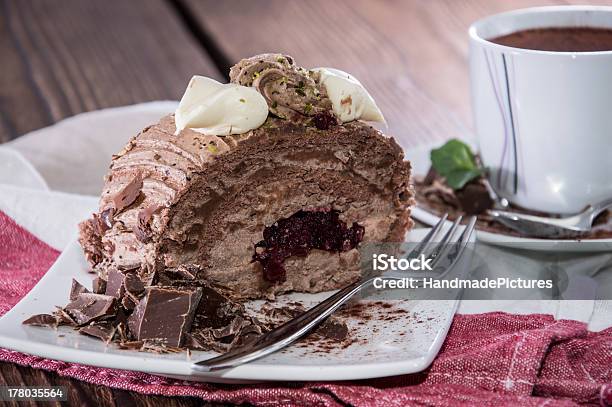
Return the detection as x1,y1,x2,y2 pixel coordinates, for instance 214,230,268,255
490,27,612,52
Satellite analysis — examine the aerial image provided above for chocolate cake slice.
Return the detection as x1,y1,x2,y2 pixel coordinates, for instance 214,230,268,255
79,53,414,301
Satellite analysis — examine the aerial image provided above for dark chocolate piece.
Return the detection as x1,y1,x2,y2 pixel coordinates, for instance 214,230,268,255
79,323,115,342
124,273,145,296
111,175,142,212
455,180,494,215
121,295,136,311
92,277,107,294
104,268,126,298
64,293,116,325
127,287,202,347
100,207,115,230
165,264,199,280
317,318,349,341
69,279,90,301
54,306,77,326
418,167,493,215
253,209,364,283
133,204,162,243
23,314,58,327
193,286,243,330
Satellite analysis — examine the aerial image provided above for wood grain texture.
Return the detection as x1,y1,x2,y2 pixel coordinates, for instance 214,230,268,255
0,0,222,142
2,1,612,405
181,0,612,149
0,362,225,406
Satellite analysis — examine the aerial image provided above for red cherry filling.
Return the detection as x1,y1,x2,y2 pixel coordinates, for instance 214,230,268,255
253,209,365,283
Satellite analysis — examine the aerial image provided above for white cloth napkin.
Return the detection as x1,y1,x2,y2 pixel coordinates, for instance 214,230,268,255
1,102,609,331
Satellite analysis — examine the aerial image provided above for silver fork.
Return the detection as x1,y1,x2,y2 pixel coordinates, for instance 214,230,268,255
191,214,477,372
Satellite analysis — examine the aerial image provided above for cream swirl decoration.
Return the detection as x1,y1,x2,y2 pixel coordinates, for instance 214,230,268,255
311,68,385,123
175,76,269,136
229,53,333,120
176,54,385,136
230,53,384,124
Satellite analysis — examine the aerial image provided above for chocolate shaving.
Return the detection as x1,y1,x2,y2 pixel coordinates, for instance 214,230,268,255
193,286,244,330
165,264,199,280
69,279,90,301
317,318,349,341
64,293,116,325
121,295,136,311
23,314,58,327
92,277,107,294
111,175,143,213
54,306,77,326
133,204,162,243
104,268,126,298
79,323,116,342
100,207,115,230
124,273,145,296
115,322,128,343
117,340,143,350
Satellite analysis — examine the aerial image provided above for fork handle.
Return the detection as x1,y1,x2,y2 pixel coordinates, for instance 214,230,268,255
588,198,612,220
192,276,394,372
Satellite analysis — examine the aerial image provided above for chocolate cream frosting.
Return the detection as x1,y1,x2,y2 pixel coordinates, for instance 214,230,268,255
79,53,414,301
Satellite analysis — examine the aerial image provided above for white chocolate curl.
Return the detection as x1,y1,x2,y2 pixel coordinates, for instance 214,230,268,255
312,68,385,123
175,76,269,136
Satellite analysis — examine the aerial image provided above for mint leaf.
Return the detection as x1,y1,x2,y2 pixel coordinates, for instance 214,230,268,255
430,139,482,190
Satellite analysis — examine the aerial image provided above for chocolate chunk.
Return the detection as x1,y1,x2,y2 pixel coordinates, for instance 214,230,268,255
121,295,137,311
133,204,162,243
127,287,202,347
111,175,143,212
79,323,115,342
23,314,58,327
105,268,126,298
165,264,199,281
64,293,116,325
124,273,145,296
92,277,107,294
193,286,243,329
54,306,77,326
69,279,90,301
317,318,349,341
455,180,494,215
100,207,115,230
78,218,104,266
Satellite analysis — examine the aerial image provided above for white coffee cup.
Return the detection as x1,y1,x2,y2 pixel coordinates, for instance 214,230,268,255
469,6,612,214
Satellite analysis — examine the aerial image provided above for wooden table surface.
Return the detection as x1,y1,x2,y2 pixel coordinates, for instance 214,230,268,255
1,0,611,405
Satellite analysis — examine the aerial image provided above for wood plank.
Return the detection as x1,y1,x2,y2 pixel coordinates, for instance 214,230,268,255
0,362,224,406
181,0,612,149
0,0,222,142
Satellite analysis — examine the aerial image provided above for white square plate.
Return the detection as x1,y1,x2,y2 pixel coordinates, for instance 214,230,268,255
0,229,458,383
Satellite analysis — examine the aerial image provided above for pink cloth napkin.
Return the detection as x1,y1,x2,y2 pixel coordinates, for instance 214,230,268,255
1,210,610,406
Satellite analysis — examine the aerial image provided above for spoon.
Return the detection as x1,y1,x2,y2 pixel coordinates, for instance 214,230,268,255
488,197,612,238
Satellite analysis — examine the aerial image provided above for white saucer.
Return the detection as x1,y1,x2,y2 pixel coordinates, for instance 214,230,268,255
405,143,612,253
0,229,460,383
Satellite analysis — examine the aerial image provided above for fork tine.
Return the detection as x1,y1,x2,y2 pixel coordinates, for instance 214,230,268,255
426,216,463,268
405,213,448,260
431,216,477,277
